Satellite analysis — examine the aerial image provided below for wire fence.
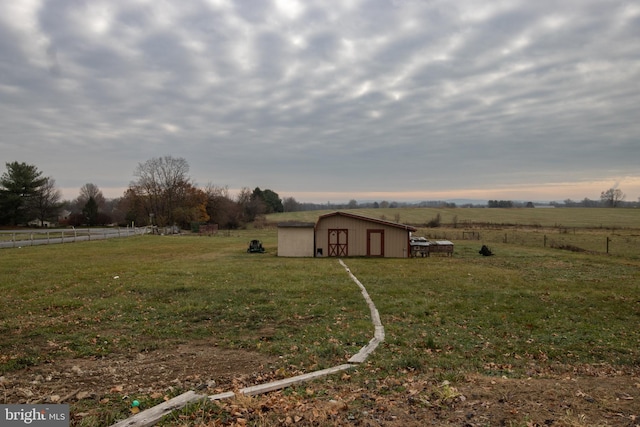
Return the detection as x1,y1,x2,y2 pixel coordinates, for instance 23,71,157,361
415,227,640,258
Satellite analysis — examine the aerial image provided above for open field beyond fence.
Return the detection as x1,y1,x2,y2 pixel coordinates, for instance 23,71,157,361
267,207,640,229
1,210,639,426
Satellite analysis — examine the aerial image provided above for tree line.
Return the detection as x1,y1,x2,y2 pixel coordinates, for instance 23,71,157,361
471,190,631,209
0,157,292,229
1,157,637,228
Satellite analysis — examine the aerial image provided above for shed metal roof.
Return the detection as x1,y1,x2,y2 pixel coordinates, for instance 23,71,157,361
316,211,417,232
277,221,316,228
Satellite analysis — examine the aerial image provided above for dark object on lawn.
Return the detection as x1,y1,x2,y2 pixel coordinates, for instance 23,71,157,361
479,245,493,256
247,240,265,253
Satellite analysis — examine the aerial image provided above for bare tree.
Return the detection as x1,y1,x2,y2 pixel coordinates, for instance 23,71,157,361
283,196,300,212
33,177,63,226
237,187,263,222
237,187,252,207
129,156,196,226
77,183,106,209
204,184,241,228
600,188,625,207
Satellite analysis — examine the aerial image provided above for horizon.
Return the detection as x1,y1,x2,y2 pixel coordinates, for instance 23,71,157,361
59,177,640,205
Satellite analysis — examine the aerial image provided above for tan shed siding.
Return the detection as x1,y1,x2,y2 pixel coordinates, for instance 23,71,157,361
383,226,411,257
278,227,315,257
315,215,411,258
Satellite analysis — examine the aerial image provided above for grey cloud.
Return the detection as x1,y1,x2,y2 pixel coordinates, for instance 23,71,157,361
1,0,638,201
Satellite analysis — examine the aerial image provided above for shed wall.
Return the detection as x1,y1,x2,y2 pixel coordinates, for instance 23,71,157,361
315,216,411,258
277,227,315,257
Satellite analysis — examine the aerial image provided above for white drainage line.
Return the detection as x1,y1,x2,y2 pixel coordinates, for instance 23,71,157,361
110,260,383,427
339,259,385,363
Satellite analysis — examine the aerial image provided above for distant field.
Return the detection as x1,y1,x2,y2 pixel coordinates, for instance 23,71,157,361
267,207,640,229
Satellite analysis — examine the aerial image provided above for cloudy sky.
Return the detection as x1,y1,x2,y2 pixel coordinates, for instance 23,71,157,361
1,0,639,203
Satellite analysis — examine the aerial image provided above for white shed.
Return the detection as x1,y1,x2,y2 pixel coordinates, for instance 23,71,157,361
277,222,316,257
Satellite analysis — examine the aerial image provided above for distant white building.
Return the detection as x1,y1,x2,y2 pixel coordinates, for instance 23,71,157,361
28,219,53,227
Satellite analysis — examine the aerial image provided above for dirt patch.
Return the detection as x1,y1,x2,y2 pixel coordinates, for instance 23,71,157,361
0,340,276,405
1,345,638,426
451,374,639,426
212,370,639,426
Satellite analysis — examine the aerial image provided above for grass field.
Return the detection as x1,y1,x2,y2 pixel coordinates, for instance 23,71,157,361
267,206,640,229
0,232,370,372
1,210,639,425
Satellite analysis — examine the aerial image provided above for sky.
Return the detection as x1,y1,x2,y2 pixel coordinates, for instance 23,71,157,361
1,0,639,204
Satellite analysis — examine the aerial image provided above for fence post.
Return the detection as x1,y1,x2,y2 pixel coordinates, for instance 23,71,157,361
606,236,610,254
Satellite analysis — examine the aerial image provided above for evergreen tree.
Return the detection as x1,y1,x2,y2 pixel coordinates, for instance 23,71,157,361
0,162,48,225
83,196,99,226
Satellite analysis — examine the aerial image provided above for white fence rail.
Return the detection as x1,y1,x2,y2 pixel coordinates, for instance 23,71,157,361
0,227,150,249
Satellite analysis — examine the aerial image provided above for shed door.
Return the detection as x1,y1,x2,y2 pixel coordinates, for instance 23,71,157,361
328,229,348,256
367,229,384,257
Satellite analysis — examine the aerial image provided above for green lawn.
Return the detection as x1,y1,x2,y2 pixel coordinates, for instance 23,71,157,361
1,224,639,425
2,231,638,376
0,233,370,373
